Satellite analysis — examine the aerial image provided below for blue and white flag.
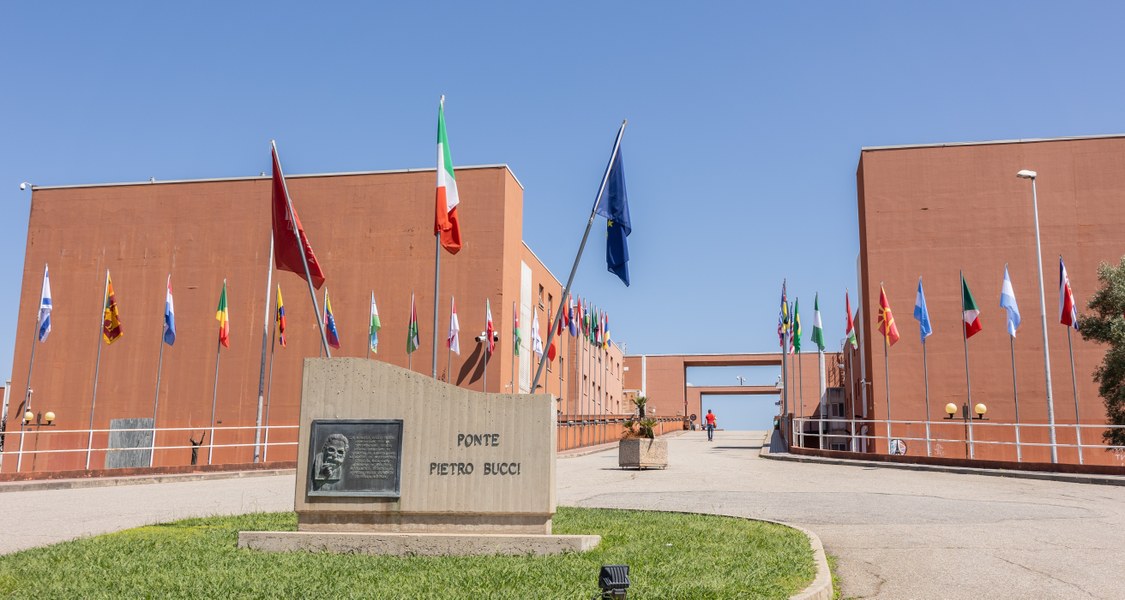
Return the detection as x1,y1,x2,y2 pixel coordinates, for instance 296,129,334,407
1000,265,1021,337
912,277,933,342
163,274,176,346
38,264,52,342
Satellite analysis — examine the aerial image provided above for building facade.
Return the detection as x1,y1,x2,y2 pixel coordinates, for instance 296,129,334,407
3,164,623,473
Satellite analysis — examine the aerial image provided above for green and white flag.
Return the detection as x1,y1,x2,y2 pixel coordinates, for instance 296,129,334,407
811,293,825,352
369,291,381,354
407,292,419,354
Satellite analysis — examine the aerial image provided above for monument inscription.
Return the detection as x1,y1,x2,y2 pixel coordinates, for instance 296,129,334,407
307,419,403,497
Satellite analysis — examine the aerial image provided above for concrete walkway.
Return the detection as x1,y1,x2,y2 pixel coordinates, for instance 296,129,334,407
4,430,1125,598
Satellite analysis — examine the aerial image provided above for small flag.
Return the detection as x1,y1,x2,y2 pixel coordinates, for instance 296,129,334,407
102,272,124,344
1000,266,1021,337
1059,257,1079,330
276,285,287,348
271,143,326,289
511,302,519,357
448,296,460,355
323,288,341,349
962,274,983,339
38,264,52,343
603,312,612,350
163,275,176,346
369,291,380,354
567,297,577,337
532,308,544,358
594,124,632,286
811,293,826,352
778,281,789,349
216,281,230,348
407,293,419,354
556,305,564,337
485,299,495,355
878,285,900,346
845,290,857,350
792,298,802,353
435,96,462,254
913,277,933,342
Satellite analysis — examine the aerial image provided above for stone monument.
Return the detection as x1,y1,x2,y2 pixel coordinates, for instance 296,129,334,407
239,358,599,556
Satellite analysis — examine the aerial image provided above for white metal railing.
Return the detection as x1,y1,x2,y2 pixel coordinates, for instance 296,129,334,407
1,424,299,473
791,417,1125,466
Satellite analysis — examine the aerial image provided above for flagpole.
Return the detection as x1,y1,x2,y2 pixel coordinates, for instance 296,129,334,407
263,290,278,463
1010,335,1022,462
847,346,856,452
17,264,47,470
271,140,331,357
817,347,825,450
1066,327,1083,465
798,349,805,448
86,268,109,471
445,296,453,382
532,121,627,392
150,273,170,468
432,234,441,379
922,339,931,457
209,279,225,465
960,272,975,460
253,235,275,463
882,326,891,454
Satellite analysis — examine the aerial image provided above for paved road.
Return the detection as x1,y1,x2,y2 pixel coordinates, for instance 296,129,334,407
4,430,1125,599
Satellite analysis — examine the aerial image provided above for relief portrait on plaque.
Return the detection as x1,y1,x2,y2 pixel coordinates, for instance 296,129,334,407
312,433,350,491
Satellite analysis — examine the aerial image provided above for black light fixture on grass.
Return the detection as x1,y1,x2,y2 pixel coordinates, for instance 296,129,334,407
598,564,630,598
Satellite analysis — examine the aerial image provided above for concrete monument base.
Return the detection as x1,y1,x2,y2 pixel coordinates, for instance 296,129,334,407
238,530,601,556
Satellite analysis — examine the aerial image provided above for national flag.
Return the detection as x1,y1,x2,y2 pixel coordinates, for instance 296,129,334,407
532,308,544,358
844,290,857,350
961,274,983,338
447,296,460,355
368,291,380,353
567,297,577,337
511,301,519,356
792,298,802,353
547,339,557,362
271,142,326,289
1000,266,1021,337
878,285,900,346
407,293,420,354
1059,257,1079,330
556,305,564,337
102,272,124,344
216,281,230,348
811,293,825,352
484,299,495,355
163,275,176,346
913,277,933,342
435,96,462,254
778,281,789,349
37,264,52,343
594,124,632,286
323,288,341,349
603,312,612,350
276,285,287,348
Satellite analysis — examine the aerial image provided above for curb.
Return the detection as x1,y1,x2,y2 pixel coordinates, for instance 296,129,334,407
761,444,1125,487
786,521,834,600
0,467,296,493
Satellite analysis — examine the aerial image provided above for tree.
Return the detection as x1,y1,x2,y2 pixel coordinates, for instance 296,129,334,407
1078,257,1125,450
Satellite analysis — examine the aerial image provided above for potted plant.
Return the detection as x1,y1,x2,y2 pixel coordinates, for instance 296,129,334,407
618,396,668,469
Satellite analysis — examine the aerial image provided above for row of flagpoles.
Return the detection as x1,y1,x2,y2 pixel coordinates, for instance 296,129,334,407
776,255,1086,464
16,98,634,471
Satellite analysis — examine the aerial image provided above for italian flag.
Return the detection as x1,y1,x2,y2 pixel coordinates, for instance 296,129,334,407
811,293,825,351
435,96,462,254
216,280,230,348
845,291,858,349
962,274,983,338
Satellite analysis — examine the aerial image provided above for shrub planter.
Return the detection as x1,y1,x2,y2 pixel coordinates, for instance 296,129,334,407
618,438,668,470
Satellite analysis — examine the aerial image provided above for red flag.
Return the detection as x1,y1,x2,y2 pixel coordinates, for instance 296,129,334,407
878,285,900,346
547,339,557,362
1059,257,1079,329
272,143,326,289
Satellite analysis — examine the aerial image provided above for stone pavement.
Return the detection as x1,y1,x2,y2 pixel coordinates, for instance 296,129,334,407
4,430,1125,598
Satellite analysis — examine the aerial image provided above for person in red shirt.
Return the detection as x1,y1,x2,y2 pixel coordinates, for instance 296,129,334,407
705,409,717,441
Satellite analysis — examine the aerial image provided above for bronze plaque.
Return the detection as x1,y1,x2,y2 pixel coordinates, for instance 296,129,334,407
307,419,403,497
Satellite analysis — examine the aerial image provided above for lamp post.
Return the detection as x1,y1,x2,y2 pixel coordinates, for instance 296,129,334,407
1016,169,1058,464
945,402,986,459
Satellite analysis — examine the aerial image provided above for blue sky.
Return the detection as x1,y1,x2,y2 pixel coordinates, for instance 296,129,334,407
3,3,1125,382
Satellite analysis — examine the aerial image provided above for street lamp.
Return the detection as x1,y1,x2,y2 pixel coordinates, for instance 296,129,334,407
735,375,746,386
1016,169,1059,463
945,402,986,458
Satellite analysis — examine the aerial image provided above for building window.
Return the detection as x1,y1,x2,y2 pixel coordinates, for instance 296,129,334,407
830,442,847,451
538,285,545,308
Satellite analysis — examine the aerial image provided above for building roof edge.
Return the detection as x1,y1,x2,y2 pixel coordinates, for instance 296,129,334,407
861,133,1125,153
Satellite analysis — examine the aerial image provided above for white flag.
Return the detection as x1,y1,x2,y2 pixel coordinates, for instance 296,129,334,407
532,308,544,357
447,296,460,355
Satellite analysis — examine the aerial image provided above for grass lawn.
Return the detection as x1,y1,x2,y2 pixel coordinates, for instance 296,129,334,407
0,507,816,599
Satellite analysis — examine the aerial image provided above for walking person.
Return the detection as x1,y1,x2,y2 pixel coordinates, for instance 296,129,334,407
705,409,717,442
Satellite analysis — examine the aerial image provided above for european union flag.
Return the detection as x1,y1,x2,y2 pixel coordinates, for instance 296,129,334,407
596,141,631,286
